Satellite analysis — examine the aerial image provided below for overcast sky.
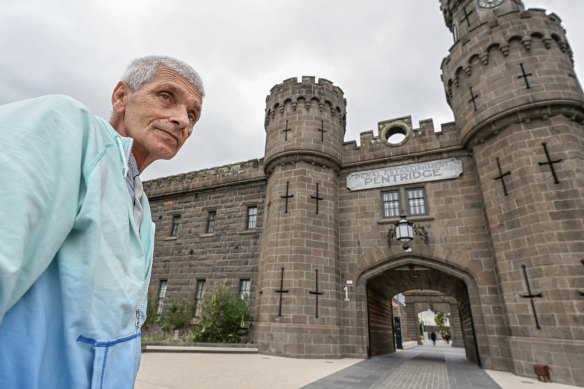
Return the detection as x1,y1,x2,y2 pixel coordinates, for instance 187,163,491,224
2,0,583,180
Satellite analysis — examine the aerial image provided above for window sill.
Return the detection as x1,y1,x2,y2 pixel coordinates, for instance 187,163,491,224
164,236,178,241
237,229,257,235
199,233,216,238
377,215,434,225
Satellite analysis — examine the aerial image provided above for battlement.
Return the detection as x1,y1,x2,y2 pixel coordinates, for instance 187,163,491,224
342,116,460,166
264,76,347,131
143,159,265,199
442,7,572,95
440,6,582,147
268,76,345,98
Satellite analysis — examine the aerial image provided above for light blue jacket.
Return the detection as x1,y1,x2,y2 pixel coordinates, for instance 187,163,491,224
0,95,154,388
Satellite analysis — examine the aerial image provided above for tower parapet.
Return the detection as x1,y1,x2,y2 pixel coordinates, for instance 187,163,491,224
441,4,584,148
264,76,347,176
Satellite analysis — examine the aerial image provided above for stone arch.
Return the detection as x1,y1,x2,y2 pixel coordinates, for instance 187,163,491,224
551,33,562,45
354,254,486,366
454,66,464,87
508,35,523,47
402,291,463,347
296,96,306,110
283,98,292,112
468,53,481,68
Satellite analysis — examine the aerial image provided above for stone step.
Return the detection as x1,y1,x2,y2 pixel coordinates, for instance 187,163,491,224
143,344,259,354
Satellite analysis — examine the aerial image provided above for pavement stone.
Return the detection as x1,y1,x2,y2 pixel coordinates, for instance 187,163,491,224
136,342,583,389
302,343,501,389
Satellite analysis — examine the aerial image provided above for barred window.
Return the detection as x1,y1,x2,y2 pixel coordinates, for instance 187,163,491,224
382,190,401,218
206,211,216,233
170,215,180,237
406,188,428,216
156,280,167,317
193,280,206,318
239,279,251,299
246,206,257,230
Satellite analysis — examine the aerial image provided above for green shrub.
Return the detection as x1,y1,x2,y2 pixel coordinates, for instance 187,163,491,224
142,292,159,330
191,283,252,343
160,297,194,333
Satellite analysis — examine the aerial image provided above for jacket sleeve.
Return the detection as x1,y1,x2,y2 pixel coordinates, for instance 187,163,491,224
0,95,94,323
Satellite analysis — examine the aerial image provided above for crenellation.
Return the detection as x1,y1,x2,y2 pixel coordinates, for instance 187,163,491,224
342,116,461,166
419,119,435,133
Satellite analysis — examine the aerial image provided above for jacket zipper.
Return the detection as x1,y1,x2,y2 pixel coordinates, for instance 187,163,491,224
135,307,140,330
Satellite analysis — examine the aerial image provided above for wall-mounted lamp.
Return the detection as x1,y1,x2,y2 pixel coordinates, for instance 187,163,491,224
387,211,429,251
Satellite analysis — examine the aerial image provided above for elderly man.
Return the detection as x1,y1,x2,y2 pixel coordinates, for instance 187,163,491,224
0,56,204,388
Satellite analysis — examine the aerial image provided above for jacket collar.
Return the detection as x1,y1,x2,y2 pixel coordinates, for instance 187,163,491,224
96,117,133,178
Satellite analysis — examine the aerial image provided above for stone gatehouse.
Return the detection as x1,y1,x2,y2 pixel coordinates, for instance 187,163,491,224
143,0,584,386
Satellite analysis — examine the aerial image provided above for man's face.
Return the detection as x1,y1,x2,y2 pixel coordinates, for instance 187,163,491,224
112,66,203,170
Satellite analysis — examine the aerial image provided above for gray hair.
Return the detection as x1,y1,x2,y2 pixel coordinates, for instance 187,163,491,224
121,55,205,96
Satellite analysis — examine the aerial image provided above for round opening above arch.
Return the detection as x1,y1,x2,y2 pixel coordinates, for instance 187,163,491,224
380,121,411,146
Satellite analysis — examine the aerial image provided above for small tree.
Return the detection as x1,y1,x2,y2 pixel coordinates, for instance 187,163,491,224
434,311,447,331
160,297,194,334
191,282,252,343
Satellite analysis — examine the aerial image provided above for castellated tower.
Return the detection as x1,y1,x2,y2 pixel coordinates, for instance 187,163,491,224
254,77,346,357
440,0,584,381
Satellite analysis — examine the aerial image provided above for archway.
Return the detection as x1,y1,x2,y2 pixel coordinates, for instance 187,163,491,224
362,258,482,366
401,291,463,348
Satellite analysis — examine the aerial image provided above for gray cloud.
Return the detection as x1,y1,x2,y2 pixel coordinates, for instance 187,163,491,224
1,0,582,180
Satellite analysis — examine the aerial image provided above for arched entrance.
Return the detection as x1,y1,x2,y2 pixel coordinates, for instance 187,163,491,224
362,257,482,366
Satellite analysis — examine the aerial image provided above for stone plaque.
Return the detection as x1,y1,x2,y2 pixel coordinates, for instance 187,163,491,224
346,158,462,191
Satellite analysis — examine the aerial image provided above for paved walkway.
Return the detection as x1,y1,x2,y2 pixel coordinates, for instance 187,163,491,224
136,343,582,389
303,343,498,388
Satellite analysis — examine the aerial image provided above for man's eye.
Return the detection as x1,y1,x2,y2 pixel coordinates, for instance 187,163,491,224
188,114,194,121
161,94,170,101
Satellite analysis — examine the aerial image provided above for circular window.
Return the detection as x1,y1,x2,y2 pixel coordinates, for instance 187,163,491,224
385,127,407,144
380,122,411,147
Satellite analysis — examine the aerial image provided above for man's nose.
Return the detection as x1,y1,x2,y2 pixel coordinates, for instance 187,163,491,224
170,104,189,127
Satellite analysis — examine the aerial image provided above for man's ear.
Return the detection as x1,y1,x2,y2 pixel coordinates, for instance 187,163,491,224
111,81,129,114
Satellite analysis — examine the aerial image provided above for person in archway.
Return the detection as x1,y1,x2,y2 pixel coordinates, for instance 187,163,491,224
445,332,451,345
430,331,437,346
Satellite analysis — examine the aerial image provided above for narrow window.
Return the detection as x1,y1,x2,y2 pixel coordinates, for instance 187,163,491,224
246,206,257,230
381,190,401,218
239,279,251,299
406,187,428,216
156,280,167,317
193,279,206,318
206,211,216,233
453,22,459,42
170,215,180,237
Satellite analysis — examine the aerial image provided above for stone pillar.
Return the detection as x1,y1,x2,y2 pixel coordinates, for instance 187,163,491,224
449,303,463,347
404,302,420,344
255,77,347,358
